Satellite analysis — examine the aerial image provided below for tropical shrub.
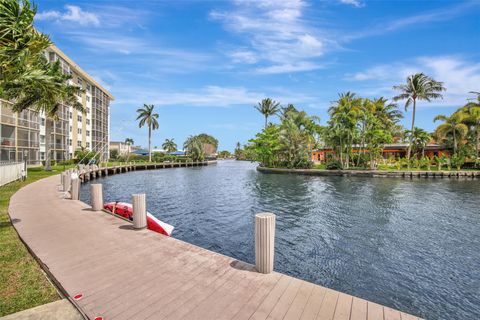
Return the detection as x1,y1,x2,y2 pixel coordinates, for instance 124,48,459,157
110,149,119,160
74,149,99,164
419,156,431,170
57,159,75,166
326,160,342,170
184,135,205,161
351,153,369,168
434,155,448,170
451,154,465,170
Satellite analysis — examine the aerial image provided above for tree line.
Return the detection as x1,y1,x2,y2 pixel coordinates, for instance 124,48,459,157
236,74,479,170
135,103,219,162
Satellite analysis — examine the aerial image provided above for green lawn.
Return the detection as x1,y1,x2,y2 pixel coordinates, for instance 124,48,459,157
0,166,74,317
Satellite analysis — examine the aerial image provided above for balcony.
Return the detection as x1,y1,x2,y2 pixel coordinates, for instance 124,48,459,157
1,137,15,147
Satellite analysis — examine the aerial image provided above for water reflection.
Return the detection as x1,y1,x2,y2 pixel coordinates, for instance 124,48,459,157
80,160,480,320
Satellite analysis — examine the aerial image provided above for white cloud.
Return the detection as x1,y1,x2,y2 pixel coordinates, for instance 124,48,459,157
256,61,323,74
211,0,328,74
344,2,477,41
111,84,320,109
229,50,258,64
37,5,100,26
339,0,364,8
346,56,480,107
114,86,263,107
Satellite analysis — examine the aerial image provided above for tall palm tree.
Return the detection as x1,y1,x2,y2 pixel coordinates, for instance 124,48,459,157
461,91,480,158
162,138,177,153
124,137,134,147
124,138,134,161
136,104,159,162
434,113,468,154
254,98,280,128
328,92,362,168
393,73,445,159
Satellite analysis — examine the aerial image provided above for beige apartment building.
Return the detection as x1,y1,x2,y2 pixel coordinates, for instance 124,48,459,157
0,45,114,164
109,141,133,157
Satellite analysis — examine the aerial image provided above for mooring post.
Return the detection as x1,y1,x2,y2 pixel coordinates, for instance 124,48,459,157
90,184,103,211
255,212,276,274
63,172,71,192
71,178,80,200
132,194,147,229
60,172,65,186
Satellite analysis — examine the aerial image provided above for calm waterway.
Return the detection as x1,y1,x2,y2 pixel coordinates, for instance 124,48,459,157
80,160,479,320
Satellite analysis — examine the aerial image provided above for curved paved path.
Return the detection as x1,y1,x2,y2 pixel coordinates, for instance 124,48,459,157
9,175,420,320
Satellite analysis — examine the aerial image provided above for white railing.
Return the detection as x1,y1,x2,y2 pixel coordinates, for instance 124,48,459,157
0,162,24,186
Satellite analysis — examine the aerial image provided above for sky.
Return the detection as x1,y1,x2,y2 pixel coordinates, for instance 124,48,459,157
34,0,480,151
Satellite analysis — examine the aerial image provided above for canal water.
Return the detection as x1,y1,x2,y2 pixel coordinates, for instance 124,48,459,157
80,160,480,319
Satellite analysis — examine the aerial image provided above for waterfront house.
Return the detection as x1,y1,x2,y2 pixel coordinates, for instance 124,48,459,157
311,143,450,163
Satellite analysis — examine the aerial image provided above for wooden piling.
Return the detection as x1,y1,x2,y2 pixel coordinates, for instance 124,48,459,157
255,213,276,274
63,172,71,192
71,178,80,200
132,194,147,229
90,184,103,211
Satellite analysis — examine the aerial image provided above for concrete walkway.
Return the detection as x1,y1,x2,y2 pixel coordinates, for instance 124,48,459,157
0,299,83,320
8,175,421,320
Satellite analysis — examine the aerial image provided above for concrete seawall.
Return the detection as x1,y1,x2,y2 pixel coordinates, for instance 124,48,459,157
257,166,480,179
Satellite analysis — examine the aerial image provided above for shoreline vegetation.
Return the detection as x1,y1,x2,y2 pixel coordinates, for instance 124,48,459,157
235,80,479,172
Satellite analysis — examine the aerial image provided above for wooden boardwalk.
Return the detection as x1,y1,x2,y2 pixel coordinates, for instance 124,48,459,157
9,174,421,320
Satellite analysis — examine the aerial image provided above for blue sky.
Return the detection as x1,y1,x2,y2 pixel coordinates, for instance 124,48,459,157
34,0,480,151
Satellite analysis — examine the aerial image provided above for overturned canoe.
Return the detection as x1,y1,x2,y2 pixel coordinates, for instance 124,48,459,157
103,202,174,236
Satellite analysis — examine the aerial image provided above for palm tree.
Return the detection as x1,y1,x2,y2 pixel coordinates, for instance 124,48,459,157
254,98,280,128
124,138,134,161
162,138,177,153
136,104,159,162
461,92,480,158
1,0,83,170
434,113,468,154
405,127,431,157
0,0,51,93
393,73,445,159
328,92,362,168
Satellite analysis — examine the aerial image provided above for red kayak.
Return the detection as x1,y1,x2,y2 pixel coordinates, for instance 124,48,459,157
103,202,174,236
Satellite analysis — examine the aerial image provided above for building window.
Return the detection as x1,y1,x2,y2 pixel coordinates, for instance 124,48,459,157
40,118,45,126
77,128,82,134
40,135,45,144
86,84,91,92
68,139,72,146
77,77,83,86
86,119,90,125
77,115,82,122
86,130,90,136
86,142,90,148
69,112,72,119
77,141,82,147
40,152,45,160
69,126,72,132
86,96,90,102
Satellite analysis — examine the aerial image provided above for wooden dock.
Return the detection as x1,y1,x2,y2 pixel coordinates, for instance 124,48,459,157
9,173,421,320
76,161,213,182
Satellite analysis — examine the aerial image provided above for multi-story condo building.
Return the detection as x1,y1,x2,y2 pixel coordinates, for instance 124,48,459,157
0,45,114,165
